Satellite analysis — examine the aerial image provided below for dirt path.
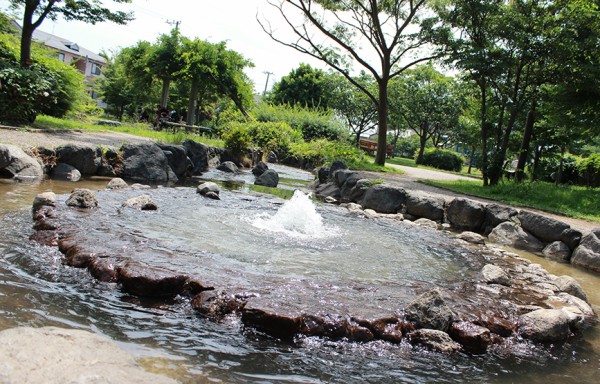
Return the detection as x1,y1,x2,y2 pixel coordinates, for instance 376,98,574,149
1,126,597,233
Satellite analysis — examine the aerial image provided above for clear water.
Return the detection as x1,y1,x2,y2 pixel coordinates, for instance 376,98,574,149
0,169,599,384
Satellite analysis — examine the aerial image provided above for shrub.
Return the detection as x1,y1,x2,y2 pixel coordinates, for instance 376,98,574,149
252,103,345,142
419,148,465,172
577,153,600,187
289,139,365,168
535,154,580,184
0,34,85,124
222,124,251,157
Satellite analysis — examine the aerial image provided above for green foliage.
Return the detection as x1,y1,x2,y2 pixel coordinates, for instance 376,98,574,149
535,154,580,184
0,34,85,124
395,135,421,158
222,124,252,157
424,179,600,222
252,103,345,142
269,63,333,109
221,120,302,158
578,153,600,187
418,148,465,172
289,139,365,168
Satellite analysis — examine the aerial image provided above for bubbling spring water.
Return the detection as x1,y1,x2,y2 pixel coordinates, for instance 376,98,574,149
249,190,341,240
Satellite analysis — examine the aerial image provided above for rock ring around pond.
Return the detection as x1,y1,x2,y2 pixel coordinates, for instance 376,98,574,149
29,181,597,356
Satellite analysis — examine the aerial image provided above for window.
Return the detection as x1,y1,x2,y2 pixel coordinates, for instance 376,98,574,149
90,63,102,76
57,53,65,62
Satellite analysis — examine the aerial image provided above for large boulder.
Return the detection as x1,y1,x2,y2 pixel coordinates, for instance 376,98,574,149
315,182,341,201
542,241,571,263
405,192,445,222
518,309,571,342
446,198,486,232
120,143,178,184
217,161,239,173
182,139,211,174
552,275,587,302
360,184,406,214
55,143,100,175
571,228,600,272
50,163,81,182
255,169,279,187
0,144,44,180
252,161,269,176
488,222,545,253
481,204,518,235
334,169,357,187
404,289,454,332
157,143,192,179
518,210,571,243
345,178,371,203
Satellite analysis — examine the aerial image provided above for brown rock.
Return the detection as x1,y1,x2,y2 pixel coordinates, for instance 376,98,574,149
449,321,491,353
116,261,189,298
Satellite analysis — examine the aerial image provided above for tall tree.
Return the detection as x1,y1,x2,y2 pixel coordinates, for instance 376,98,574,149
269,63,332,108
180,38,254,124
388,64,465,163
328,72,377,147
148,29,184,108
7,0,133,67
259,0,445,165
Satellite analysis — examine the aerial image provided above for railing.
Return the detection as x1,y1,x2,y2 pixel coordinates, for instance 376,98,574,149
359,139,395,157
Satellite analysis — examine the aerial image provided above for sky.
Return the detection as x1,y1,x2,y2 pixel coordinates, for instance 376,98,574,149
0,0,327,93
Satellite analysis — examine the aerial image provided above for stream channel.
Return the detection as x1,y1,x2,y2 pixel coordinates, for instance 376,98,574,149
0,164,598,383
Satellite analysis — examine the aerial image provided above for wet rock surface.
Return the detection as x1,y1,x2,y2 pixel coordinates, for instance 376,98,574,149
0,327,177,384
29,185,597,356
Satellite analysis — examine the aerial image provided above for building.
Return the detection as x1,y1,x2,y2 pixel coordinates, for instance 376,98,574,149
11,21,107,107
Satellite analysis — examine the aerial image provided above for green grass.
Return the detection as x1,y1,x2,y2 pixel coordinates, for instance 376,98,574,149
351,159,405,174
423,179,600,222
386,156,482,178
32,115,224,147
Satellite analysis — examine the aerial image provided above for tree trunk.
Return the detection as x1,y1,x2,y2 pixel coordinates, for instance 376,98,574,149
488,106,519,186
186,80,199,126
556,145,566,185
532,146,542,181
160,78,171,108
375,79,389,166
516,100,537,182
478,80,489,186
468,145,475,174
416,127,428,164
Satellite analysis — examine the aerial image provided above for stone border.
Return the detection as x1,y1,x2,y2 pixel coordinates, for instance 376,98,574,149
28,180,597,355
315,163,600,274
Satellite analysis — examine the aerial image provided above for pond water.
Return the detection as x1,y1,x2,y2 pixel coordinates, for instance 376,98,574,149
0,167,599,384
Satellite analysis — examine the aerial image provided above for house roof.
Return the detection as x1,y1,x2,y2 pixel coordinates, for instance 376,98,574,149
11,21,106,64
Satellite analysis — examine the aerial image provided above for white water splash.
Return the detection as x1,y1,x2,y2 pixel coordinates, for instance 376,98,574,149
250,190,340,240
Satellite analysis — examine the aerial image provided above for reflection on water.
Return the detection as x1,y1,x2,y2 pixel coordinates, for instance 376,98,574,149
0,168,599,383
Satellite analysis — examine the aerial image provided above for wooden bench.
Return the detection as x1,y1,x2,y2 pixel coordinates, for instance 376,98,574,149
359,139,395,157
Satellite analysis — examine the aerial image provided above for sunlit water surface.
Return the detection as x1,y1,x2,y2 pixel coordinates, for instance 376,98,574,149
0,167,598,384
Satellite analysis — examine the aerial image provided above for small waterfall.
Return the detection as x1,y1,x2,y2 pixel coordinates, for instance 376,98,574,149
251,190,339,240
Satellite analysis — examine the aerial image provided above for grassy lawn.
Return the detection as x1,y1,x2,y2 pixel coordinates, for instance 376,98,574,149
32,115,224,147
386,156,482,178
423,179,600,222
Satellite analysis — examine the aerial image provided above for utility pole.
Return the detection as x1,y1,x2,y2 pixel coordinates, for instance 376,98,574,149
263,71,273,96
166,20,181,31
